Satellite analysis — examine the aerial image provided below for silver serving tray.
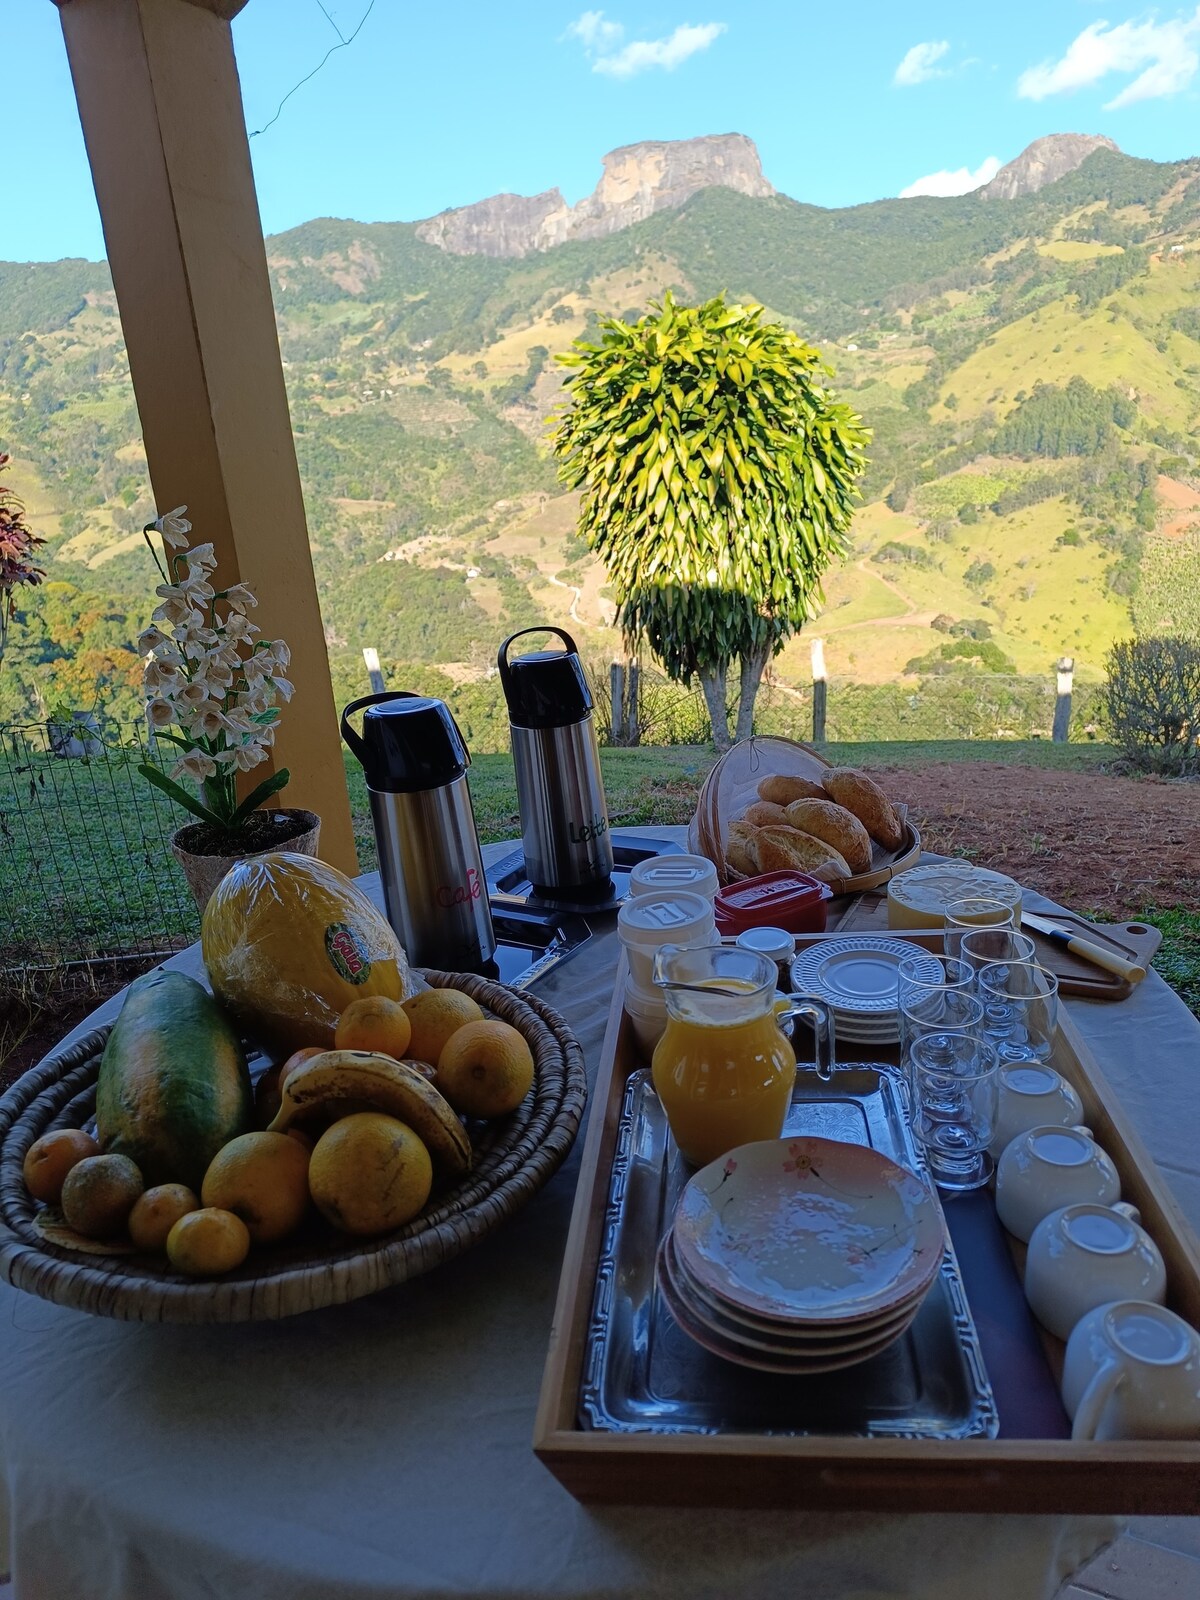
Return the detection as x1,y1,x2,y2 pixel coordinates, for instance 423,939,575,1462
580,1065,999,1439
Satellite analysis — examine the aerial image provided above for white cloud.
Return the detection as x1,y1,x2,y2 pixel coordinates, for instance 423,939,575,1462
564,11,726,77
1017,9,1200,110
900,156,1002,199
894,39,951,86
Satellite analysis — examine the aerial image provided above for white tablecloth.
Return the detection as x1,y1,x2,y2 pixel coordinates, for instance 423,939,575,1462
1,838,1196,1598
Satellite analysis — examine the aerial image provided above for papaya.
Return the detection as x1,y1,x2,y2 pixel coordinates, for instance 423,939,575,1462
96,971,253,1190
201,852,416,1053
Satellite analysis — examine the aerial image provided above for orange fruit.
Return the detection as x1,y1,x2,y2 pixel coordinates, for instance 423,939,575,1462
60,1153,144,1238
23,1128,100,1204
200,1131,311,1245
401,987,483,1066
435,1020,534,1119
279,1046,326,1087
334,996,412,1059
308,1113,432,1237
128,1183,200,1253
166,1207,251,1276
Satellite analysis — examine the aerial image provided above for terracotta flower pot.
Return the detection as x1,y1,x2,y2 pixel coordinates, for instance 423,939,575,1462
170,807,322,916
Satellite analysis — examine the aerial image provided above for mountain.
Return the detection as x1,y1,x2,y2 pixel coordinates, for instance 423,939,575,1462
1,134,1199,741
414,133,774,257
979,134,1120,201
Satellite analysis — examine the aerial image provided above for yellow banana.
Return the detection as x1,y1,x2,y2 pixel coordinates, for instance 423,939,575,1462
267,1050,472,1178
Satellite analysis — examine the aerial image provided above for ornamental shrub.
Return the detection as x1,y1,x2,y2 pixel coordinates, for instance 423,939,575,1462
1104,635,1200,775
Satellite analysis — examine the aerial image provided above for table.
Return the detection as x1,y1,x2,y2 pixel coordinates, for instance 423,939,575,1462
1,834,1197,1600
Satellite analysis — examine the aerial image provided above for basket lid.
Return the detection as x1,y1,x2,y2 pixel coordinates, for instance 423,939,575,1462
715,871,830,932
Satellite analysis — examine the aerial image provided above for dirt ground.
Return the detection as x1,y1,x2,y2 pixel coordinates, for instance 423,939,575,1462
877,762,1200,919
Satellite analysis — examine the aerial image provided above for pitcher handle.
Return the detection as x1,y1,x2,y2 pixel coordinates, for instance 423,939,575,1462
779,993,837,1082
339,690,418,762
497,627,578,696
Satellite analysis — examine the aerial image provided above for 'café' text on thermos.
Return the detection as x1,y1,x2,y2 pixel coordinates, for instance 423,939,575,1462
498,627,614,894
340,692,496,971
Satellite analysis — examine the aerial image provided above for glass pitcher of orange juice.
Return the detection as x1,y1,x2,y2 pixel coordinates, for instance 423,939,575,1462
650,945,835,1168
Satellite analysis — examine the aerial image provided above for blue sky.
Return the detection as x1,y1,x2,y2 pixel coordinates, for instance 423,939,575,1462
7,1,1199,262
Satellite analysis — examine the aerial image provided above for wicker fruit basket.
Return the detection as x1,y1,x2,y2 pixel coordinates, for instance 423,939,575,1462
0,971,586,1324
688,735,920,892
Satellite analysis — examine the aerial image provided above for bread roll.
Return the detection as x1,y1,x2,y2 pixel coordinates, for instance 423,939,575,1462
726,821,759,877
756,774,828,807
755,826,851,884
822,768,904,850
782,798,872,875
741,800,789,828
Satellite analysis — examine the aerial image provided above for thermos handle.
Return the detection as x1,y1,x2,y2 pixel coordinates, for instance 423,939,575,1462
339,690,418,762
497,627,578,698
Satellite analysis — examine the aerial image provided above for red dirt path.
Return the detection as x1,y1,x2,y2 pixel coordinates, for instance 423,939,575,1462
875,763,1200,919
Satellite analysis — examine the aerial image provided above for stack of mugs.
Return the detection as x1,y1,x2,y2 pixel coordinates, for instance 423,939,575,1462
618,856,719,1056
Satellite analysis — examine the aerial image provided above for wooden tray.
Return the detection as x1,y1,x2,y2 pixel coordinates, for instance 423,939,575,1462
533,968,1200,1512
827,894,1162,1001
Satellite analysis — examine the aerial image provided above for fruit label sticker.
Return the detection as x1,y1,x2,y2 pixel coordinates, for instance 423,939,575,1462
325,922,372,985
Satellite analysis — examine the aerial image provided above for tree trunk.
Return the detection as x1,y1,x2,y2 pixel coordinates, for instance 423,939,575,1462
700,665,731,752
626,660,641,747
733,644,770,743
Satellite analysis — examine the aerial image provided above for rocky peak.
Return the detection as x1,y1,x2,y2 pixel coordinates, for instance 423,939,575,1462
416,133,774,257
979,133,1120,201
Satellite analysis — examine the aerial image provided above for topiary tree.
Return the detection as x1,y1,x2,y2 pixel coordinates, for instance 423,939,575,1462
0,454,45,670
551,293,868,749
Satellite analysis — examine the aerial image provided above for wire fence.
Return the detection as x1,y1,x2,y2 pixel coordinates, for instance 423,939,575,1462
0,721,200,973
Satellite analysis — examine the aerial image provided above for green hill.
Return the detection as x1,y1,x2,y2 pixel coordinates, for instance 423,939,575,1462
1,142,1198,730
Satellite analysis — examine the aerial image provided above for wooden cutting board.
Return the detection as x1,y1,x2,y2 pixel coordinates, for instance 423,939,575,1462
825,893,1161,1001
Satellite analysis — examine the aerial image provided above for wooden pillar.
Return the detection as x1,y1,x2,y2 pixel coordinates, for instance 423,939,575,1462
1053,655,1075,744
810,637,827,744
53,0,357,873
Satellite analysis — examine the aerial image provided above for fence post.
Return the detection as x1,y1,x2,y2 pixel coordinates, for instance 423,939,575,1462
811,638,827,744
610,662,625,744
627,660,640,747
362,647,386,695
1052,655,1074,743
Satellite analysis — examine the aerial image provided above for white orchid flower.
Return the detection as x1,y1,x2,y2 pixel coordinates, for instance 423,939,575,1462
171,750,216,784
147,697,176,728
174,681,211,708
151,586,203,630
268,640,292,671
203,660,236,691
138,625,169,652
269,676,295,703
242,652,271,683
230,742,269,771
144,658,184,694
223,583,258,613
183,542,217,572
223,612,257,643
180,574,216,604
155,506,191,549
209,749,239,768
190,706,234,741
179,626,219,661
241,686,271,716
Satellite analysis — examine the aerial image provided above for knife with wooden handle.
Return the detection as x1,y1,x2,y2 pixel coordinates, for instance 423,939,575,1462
1022,911,1147,985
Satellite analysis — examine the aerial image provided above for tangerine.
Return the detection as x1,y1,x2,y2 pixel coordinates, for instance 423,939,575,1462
201,1131,311,1245
435,1020,534,1119
401,988,482,1067
23,1128,100,1204
334,997,412,1059
166,1207,251,1276
128,1183,200,1253
60,1153,144,1238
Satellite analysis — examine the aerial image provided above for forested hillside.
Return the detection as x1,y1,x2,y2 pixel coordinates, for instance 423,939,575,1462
2,142,1198,739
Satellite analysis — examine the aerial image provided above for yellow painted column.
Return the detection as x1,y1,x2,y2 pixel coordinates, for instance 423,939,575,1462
54,0,358,873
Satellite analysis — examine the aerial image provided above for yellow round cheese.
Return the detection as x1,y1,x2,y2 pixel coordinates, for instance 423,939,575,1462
887,862,1022,930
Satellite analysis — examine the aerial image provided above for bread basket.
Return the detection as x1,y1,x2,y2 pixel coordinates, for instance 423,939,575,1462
687,736,921,893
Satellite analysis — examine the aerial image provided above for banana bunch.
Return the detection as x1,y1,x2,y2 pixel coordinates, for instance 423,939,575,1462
268,1051,472,1178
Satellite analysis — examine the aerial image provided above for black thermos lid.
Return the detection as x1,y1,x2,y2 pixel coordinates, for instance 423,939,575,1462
497,627,593,730
340,692,470,794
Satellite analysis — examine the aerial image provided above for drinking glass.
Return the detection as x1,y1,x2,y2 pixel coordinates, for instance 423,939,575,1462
900,987,985,1088
944,894,1020,959
897,955,974,1029
910,1030,1000,1192
977,960,1059,1064
959,928,1037,981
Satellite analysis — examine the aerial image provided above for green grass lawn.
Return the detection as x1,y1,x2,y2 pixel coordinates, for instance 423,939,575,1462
4,736,1195,1022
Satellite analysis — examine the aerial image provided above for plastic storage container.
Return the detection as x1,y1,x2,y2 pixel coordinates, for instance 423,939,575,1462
628,854,719,903
714,871,831,937
617,891,717,992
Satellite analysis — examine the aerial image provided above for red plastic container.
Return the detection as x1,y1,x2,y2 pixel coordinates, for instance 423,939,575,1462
714,870,832,936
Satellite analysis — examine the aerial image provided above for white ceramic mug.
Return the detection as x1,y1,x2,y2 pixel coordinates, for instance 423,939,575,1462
994,1124,1120,1243
1025,1203,1167,1342
1062,1300,1200,1441
988,1062,1085,1158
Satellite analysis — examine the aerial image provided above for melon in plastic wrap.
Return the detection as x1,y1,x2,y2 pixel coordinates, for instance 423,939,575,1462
201,851,416,1052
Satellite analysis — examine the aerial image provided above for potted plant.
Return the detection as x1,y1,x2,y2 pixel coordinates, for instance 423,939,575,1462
137,506,320,912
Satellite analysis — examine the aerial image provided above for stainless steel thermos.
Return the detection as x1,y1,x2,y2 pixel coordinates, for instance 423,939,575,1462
340,692,496,970
498,628,614,894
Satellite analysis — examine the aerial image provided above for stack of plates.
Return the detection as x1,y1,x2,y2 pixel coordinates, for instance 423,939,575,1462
788,937,942,1044
657,1136,946,1373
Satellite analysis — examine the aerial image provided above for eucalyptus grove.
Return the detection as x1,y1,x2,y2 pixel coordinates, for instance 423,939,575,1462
552,294,868,749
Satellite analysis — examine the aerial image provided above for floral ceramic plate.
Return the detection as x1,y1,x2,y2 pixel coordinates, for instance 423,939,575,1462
661,1228,920,1352
673,1136,946,1325
655,1239,918,1374
790,938,942,1016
